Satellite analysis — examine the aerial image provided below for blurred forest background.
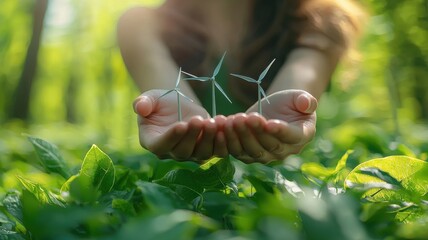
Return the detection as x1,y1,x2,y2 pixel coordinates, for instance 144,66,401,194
0,0,427,161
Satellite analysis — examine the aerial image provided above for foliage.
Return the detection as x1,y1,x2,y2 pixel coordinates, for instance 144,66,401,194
0,136,427,239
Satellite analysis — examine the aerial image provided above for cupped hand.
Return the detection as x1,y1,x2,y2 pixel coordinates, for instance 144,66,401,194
223,90,318,163
133,89,228,161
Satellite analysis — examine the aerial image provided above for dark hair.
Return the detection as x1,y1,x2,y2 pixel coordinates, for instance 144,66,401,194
231,0,366,107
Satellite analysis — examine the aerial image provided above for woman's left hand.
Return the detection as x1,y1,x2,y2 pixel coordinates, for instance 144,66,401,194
223,90,318,163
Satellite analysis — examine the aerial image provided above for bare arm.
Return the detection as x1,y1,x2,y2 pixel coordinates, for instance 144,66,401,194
117,7,201,104
267,30,344,99
225,31,345,163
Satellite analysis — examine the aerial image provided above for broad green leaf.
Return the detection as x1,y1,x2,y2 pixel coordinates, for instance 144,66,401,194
0,191,26,237
242,162,303,196
112,198,137,216
301,150,353,186
345,156,428,201
0,229,24,240
113,210,218,240
154,169,203,201
17,176,65,207
155,157,235,201
1,191,23,223
27,136,70,179
301,162,335,181
357,167,402,187
195,156,235,189
135,181,190,210
79,145,115,195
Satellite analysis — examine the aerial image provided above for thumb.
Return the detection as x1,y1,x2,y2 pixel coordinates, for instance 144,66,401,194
133,94,155,117
294,92,318,114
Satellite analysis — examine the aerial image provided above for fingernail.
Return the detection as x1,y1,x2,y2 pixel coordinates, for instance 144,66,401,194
303,95,312,113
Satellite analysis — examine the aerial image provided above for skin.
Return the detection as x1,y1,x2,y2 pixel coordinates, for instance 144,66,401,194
119,0,344,163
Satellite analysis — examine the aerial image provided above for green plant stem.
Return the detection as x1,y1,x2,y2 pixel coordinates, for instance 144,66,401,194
177,92,182,121
212,80,216,116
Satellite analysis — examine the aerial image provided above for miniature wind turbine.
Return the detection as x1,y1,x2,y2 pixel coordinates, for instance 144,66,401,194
182,52,232,116
230,59,276,115
158,67,193,121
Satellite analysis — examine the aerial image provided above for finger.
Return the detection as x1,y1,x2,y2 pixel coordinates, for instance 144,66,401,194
233,113,266,159
265,119,303,144
247,113,283,155
193,118,217,160
140,121,188,157
224,115,243,156
171,116,204,160
294,92,318,114
213,131,228,158
133,95,155,117
213,115,227,131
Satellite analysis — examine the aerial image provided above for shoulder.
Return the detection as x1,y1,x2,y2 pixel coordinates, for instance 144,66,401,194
296,0,367,54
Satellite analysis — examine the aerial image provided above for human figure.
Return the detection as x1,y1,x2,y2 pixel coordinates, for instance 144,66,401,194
117,0,365,163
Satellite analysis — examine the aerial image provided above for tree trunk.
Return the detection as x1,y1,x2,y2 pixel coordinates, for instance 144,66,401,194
10,0,48,121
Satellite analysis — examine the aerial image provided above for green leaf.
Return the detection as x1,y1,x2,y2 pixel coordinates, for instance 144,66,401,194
1,191,23,224
17,176,65,207
195,156,235,190
301,162,335,181
345,156,428,201
112,198,137,216
357,167,402,187
78,145,115,195
135,181,190,210
27,136,70,179
113,210,218,239
155,157,235,201
334,150,353,173
154,169,203,201
242,162,303,196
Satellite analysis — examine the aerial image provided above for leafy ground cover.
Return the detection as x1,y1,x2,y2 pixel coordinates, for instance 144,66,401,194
0,124,427,240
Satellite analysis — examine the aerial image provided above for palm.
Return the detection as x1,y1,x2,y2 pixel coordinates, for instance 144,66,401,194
140,91,208,135
224,90,317,163
135,90,210,159
247,90,316,125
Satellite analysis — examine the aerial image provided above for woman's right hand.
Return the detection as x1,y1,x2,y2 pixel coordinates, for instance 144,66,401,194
133,89,228,161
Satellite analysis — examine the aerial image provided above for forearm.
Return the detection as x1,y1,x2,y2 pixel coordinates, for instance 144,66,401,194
267,47,340,100
117,7,200,103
